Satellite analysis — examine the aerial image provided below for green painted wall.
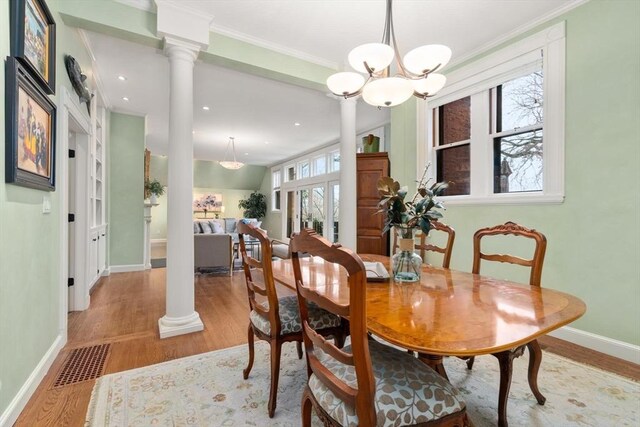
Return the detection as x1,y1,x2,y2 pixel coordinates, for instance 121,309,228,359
149,156,267,239
0,0,96,418
259,171,283,239
108,113,145,265
390,0,640,346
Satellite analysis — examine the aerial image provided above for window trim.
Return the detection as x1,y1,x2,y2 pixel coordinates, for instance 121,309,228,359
271,168,281,212
418,21,565,206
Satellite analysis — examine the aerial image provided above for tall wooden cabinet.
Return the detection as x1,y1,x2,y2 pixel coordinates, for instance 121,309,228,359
356,153,389,255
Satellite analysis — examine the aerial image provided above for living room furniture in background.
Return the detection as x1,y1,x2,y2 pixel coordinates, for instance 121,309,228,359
356,152,389,255
237,222,345,418
290,229,469,427
194,233,233,275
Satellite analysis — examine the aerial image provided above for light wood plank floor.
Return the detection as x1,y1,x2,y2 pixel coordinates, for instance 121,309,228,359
15,268,639,426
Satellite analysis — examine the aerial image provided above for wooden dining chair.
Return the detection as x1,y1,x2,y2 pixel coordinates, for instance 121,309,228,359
237,221,346,418
414,221,456,268
466,221,548,426
291,228,469,427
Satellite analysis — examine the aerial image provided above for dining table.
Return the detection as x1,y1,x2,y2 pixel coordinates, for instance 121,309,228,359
270,253,586,427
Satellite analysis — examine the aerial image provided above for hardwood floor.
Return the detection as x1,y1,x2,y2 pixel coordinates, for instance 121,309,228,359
15,268,639,426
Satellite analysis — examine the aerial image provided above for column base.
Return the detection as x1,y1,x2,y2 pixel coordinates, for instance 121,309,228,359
158,311,204,339
145,262,152,270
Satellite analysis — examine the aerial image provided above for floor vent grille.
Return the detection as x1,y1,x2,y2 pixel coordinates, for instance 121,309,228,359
53,343,110,388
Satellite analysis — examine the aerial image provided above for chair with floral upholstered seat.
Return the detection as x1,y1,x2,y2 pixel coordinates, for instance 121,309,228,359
290,228,469,427
237,221,346,418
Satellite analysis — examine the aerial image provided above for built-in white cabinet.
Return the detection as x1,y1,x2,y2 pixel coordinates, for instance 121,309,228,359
88,103,108,290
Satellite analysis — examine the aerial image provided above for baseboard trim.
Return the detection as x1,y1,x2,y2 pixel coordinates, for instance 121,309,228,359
101,267,111,276
0,334,64,427
548,326,640,364
109,264,146,273
151,238,167,244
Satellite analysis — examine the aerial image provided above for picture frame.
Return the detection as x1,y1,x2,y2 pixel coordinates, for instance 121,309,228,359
5,57,57,191
10,0,56,95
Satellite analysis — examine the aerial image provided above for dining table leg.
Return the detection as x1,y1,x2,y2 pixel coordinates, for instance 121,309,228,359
417,353,449,381
493,345,526,427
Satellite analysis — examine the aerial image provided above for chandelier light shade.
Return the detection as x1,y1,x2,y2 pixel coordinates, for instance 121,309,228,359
362,77,414,107
219,137,245,170
327,0,452,107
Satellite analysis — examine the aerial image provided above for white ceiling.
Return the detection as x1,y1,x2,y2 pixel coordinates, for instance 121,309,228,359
90,0,580,165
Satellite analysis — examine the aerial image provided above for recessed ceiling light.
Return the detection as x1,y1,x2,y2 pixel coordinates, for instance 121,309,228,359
122,97,129,101
264,141,269,144
192,130,196,134
294,122,301,126
202,106,210,111
244,152,249,156
117,75,126,81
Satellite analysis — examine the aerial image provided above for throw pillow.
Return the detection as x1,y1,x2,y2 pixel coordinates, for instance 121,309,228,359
224,218,237,234
200,221,213,234
210,221,224,234
193,221,202,234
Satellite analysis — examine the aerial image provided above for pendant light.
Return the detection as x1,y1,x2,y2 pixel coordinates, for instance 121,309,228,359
219,137,244,170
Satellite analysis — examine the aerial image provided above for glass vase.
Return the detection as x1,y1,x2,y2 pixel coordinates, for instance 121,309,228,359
392,226,422,282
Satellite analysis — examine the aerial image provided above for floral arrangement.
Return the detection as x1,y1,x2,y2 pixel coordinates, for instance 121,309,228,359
377,165,448,235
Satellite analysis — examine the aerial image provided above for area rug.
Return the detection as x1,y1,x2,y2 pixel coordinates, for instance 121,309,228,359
85,341,639,426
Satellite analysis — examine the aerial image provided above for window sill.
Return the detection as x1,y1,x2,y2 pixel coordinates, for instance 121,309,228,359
440,193,564,206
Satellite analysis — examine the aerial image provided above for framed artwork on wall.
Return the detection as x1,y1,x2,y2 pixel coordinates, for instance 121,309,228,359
5,57,57,191
193,193,223,218
10,0,56,95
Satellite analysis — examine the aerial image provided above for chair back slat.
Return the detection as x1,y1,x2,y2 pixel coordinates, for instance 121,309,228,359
414,221,456,268
304,323,354,366
472,221,547,287
291,229,377,426
238,221,281,335
297,281,350,318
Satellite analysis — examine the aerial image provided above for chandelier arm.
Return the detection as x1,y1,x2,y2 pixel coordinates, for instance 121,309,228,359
222,138,231,163
231,137,238,162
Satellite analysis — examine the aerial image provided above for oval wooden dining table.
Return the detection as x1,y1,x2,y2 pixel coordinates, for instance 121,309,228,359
270,254,586,427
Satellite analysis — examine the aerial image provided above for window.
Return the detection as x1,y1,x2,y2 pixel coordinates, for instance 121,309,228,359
298,160,310,179
492,71,543,193
285,165,296,182
435,97,471,196
313,155,326,176
271,169,281,211
329,150,340,172
423,22,565,205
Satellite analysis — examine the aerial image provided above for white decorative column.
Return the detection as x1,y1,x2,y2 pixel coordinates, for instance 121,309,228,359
143,201,158,269
339,97,358,251
155,0,212,339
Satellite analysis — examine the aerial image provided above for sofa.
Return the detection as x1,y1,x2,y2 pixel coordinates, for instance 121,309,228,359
193,218,262,273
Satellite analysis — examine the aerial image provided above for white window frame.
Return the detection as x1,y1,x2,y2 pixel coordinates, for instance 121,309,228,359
297,159,310,180
271,168,281,212
328,149,341,173
418,21,565,205
312,154,327,177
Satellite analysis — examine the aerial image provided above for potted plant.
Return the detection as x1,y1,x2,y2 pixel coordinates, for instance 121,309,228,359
238,191,267,219
145,179,165,204
377,165,448,282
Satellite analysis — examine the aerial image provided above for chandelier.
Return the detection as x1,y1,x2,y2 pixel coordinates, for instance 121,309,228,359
219,137,244,170
327,0,451,107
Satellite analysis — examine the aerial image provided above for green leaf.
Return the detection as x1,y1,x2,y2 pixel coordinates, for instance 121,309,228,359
419,218,431,235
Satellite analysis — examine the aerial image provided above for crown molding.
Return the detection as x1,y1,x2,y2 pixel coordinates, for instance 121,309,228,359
77,29,112,109
114,0,155,12
447,0,589,70
210,24,338,70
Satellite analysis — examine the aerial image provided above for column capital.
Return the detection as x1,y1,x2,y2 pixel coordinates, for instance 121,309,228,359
163,36,200,62
340,97,359,107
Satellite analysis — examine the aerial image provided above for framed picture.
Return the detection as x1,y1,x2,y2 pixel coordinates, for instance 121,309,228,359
10,0,56,95
5,57,57,191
